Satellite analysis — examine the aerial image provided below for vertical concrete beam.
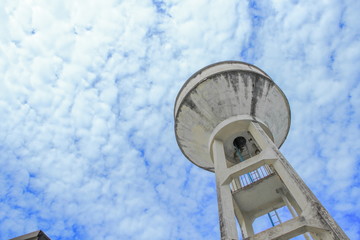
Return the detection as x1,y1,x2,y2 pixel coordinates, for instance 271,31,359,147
277,188,312,240
277,188,297,218
233,199,254,239
249,121,308,209
272,160,308,210
249,121,349,240
286,191,302,216
213,139,239,240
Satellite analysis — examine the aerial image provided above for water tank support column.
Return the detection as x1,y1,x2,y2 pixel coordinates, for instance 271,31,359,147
213,139,238,240
277,188,312,240
233,198,254,239
276,188,297,218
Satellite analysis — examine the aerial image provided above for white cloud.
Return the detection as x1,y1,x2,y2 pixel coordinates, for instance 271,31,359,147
0,0,358,239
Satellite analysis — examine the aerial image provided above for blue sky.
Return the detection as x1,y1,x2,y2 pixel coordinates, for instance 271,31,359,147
0,0,359,239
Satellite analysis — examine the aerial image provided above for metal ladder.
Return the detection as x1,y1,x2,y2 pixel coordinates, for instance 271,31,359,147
267,210,282,227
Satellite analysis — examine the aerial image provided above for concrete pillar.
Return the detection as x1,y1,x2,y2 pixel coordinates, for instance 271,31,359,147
249,121,349,240
277,188,312,240
213,139,239,240
277,188,297,218
233,201,254,239
285,191,302,216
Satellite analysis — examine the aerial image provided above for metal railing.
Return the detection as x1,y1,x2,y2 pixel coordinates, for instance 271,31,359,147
231,164,274,191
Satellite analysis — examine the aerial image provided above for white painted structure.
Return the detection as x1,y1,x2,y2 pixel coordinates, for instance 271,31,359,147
174,61,348,240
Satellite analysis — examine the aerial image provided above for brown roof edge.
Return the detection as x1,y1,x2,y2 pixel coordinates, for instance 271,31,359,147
9,230,51,240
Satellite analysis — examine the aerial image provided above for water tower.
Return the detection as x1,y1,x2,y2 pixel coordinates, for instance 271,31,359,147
174,61,348,240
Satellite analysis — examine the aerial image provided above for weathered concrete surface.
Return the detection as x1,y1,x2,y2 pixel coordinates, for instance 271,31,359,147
174,61,290,171
174,62,348,240
248,122,349,240
233,174,285,219
245,216,323,240
213,139,238,240
207,116,348,240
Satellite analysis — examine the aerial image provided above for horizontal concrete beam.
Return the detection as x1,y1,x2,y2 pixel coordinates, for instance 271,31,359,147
245,216,327,240
221,147,277,185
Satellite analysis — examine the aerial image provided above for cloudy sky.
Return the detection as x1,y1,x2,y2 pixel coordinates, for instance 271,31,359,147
0,0,359,239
